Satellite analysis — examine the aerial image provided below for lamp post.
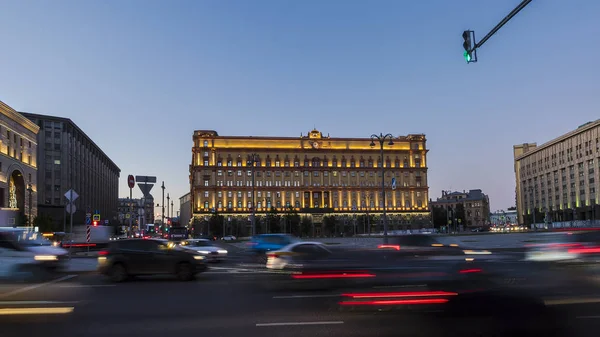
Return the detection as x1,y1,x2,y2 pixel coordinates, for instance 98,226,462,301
171,200,174,221
370,133,394,244
166,193,170,220
27,183,33,227
161,182,165,227
247,153,259,236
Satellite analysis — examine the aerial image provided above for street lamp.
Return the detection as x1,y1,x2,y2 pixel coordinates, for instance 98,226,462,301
26,183,33,227
247,153,259,236
370,133,394,244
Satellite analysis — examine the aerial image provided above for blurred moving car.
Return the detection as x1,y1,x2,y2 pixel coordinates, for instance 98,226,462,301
180,239,228,262
97,238,207,282
221,235,236,241
525,230,600,262
249,233,299,255
0,230,68,281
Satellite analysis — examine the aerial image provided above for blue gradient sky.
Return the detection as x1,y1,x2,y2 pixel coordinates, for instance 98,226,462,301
1,0,599,214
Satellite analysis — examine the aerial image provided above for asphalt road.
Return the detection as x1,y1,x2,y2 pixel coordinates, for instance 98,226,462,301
2,259,600,337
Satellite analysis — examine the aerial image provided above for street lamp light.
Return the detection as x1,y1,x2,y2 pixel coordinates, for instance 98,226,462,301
370,133,394,244
26,183,33,227
247,153,259,236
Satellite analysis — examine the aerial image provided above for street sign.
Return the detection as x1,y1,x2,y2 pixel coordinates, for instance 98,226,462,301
65,189,79,202
66,203,76,214
138,183,154,197
136,176,157,184
86,225,91,243
85,217,91,225
86,213,91,218
128,175,135,189
93,214,100,221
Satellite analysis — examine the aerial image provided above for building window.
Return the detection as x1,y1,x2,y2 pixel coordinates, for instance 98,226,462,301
204,180,209,186
204,201,209,208
204,191,209,197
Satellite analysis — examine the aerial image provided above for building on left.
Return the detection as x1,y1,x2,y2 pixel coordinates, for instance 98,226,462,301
0,100,39,226
20,112,120,229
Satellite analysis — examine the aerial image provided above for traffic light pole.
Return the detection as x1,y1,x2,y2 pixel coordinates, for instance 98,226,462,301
464,0,533,61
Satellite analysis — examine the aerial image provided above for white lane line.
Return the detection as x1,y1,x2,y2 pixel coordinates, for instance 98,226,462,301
0,275,77,299
0,300,79,305
273,294,340,299
0,301,79,305
59,284,115,288
577,316,600,319
544,297,600,306
256,321,344,327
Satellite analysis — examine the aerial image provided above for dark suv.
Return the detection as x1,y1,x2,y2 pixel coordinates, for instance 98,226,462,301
97,239,208,282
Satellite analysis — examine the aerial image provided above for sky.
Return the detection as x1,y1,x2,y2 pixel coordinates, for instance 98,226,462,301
1,0,599,214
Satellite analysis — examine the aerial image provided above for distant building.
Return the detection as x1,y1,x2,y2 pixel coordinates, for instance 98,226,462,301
489,210,518,226
430,189,490,228
20,112,120,228
117,197,154,230
179,192,191,226
514,120,600,226
0,101,39,226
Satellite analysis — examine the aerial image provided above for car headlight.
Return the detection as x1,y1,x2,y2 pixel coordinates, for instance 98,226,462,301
217,249,228,254
193,255,205,260
35,255,58,261
197,250,210,254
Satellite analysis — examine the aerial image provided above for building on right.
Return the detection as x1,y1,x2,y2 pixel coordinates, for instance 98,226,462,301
514,120,600,226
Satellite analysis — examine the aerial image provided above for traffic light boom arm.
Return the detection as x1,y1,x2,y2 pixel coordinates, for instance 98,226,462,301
469,0,533,53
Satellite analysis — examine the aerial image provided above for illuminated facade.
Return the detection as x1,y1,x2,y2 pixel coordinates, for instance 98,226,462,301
0,100,39,226
190,129,429,233
514,120,600,225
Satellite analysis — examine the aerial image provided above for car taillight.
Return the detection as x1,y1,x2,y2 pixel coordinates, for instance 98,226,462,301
459,268,482,274
267,253,278,258
98,250,109,256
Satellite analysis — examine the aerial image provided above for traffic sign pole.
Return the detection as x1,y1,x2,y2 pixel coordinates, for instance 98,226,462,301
128,175,135,237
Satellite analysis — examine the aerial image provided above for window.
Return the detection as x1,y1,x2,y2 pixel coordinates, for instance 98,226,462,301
204,191,209,197
54,159,61,165
204,160,209,166
203,140,209,147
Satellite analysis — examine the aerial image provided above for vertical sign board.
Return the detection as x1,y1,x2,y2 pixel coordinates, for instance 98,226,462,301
86,225,91,243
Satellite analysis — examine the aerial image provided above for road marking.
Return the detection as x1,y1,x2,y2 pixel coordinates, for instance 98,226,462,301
0,307,74,315
544,297,600,306
0,301,79,305
59,284,115,288
273,294,340,299
0,275,77,299
256,321,344,327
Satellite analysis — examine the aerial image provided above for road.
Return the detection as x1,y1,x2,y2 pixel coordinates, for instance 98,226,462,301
2,256,600,337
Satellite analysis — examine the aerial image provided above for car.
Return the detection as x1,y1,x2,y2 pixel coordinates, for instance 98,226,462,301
221,235,236,241
524,230,600,263
0,231,67,281
97,238,208,282
248,234,299,254
179,239,228,262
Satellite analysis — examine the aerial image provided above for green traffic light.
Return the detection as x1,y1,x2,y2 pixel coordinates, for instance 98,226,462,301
464,51,471,63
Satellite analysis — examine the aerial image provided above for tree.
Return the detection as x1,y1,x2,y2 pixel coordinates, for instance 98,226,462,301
432,206,447,229
283,206,301,235
323,216,337,237
455,203,466,227
265,207,281,233
208,212,224,237
300,216,312,237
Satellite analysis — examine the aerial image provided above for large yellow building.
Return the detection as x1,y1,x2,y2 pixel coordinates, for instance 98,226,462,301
514,120,600,226
190,129,429,235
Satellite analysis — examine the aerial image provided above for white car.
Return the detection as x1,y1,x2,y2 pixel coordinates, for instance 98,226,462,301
0,231,67,281
180,239,228,262
221,235,236,241
266,241,330,270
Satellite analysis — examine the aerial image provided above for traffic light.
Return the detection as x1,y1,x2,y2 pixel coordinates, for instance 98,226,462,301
462,30,472,63
93,221,98,226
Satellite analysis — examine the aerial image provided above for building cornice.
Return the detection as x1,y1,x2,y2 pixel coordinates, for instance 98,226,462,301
0,101,40,134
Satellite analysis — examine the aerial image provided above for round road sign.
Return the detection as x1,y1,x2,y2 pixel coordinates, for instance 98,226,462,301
128,175,135,189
